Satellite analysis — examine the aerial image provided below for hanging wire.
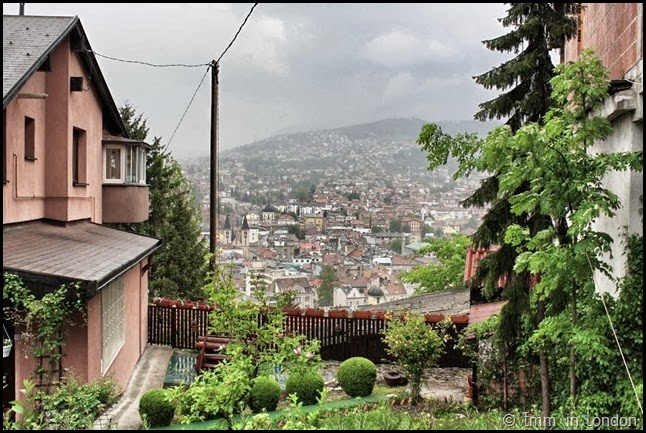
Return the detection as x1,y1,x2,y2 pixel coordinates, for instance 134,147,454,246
164,64,212,153
90,50,211,68
585,253,643,415
216,3,258,64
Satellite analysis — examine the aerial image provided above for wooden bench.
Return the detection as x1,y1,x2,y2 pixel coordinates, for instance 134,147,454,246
194,335,237,373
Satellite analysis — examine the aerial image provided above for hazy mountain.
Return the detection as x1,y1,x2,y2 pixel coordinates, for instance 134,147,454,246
222,117,495,162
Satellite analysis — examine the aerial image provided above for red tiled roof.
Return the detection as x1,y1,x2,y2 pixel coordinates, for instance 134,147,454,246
468,300,508,325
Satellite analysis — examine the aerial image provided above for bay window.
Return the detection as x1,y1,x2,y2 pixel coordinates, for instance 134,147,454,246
103,143,147,184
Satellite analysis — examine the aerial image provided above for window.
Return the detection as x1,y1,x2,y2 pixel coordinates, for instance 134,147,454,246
72,128,87,186
103,144,147,184
24,116,35,160
101,276,125,374
104,146,122,183
125,146,146,184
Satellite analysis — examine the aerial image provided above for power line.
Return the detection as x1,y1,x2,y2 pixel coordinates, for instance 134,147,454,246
164,64,212,152
89,50,210,68
216,3,258,64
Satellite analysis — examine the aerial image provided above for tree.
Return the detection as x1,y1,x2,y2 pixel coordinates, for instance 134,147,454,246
389,238,403,254
317,265,337,307
473,3,578,130
388,218,402,233
114,103,208,301
400,233,470,294
420,50,643,420
419,3,578,419
382,313,444,404
287,224,306,240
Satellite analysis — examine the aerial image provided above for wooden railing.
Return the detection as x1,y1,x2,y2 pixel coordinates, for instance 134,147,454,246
147,304,470,367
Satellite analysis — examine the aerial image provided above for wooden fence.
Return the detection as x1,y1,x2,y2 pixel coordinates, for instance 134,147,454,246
147,305,470,367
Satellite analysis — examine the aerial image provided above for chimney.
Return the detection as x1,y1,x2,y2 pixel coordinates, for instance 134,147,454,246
19,3,25,15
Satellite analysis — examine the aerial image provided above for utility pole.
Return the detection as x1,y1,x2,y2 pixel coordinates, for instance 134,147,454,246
209,61,219,270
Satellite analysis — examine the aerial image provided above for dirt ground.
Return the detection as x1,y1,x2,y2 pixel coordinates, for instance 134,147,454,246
318,360,471,403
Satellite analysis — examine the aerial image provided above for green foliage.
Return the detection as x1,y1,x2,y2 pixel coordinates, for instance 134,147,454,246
287,223,306,240
389,238,403,254
388,218,402,233
473,3,578,131
317,265,338,307
112,103,208,301
248,376,282,413
382,313,444,402
204,262,322,390
400,233,470,294
285,370,325,406
139,388,175,428
3,376,120,430
345,191,360,201
168,346,254,427
336,357,377,397
3,272,84,384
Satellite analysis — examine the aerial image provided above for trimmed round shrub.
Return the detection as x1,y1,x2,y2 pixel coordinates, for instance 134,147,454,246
249,376,282,413
285,370,325,406
337,357,377,397
139,388,175,427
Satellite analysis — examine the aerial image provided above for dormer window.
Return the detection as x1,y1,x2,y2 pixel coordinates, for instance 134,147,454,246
102,135,149,185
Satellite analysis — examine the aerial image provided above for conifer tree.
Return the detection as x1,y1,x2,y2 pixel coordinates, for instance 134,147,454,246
418,3,578,418
114,103,208,301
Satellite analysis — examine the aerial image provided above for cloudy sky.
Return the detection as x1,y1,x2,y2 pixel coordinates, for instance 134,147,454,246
4,3,512,158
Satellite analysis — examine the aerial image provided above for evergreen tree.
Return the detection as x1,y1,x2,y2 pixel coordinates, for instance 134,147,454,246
114,103,208,301
418,3,578,418
474,3,578,131
317,265,337,307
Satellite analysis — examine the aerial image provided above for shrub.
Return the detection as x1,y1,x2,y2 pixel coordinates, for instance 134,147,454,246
337,357,377,397
382,313,444,402
249,376,282,413
139,388,175,428
285,370,325,405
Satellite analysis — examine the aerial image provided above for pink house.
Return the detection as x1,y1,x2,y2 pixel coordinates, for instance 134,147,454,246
3,14,161,409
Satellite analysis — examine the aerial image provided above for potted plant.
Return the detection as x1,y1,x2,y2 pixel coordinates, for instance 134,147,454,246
327,309,348,318
352,310,372,319
3,338,12,358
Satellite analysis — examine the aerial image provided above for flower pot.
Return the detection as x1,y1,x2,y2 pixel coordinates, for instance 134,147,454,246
352,310,372,319
327,309,348,318
305,308,324,317
3,344,11,358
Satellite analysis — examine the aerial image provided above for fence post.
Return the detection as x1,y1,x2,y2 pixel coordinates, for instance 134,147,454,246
171,307,177,348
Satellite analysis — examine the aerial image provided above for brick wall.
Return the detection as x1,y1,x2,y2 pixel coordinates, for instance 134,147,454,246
564,3,642,80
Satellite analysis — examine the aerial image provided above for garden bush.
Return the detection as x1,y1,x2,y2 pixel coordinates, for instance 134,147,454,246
285,370,325,406
249,376,282,413
139,388,175,428
336,356,377,397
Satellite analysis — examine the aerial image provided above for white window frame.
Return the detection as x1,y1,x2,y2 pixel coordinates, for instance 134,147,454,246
101,276,125,375
125,145,147,184
104,145,124,183
104,144,147,184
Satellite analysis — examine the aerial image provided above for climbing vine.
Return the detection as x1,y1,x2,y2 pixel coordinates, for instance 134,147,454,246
3,272,85,389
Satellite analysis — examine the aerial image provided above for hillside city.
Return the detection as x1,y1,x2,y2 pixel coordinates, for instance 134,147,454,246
179,119,490,310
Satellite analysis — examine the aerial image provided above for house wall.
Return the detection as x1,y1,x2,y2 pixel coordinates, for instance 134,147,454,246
3,34,103,225
564,3,643,297
99,263,146,389
3,73,48,222
10,262,148,405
